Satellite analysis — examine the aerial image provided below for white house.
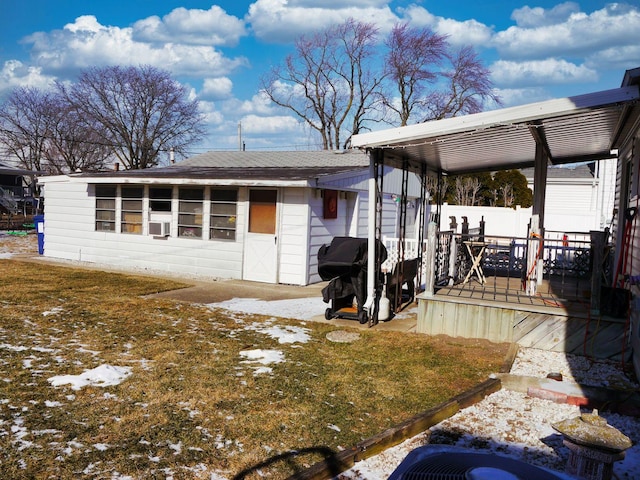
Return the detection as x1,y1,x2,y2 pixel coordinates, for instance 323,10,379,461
524,160,617,233
38,149,424,285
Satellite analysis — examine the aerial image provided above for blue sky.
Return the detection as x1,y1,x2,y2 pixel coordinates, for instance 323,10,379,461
1,1,639,156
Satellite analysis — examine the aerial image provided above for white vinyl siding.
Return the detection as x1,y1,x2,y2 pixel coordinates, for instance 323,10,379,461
41,170,424,285
278,188,309,285
41,180,246,279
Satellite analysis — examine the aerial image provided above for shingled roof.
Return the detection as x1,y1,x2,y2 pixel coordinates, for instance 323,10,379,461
521,163,595,180
70,150,370,182
177,149,369,169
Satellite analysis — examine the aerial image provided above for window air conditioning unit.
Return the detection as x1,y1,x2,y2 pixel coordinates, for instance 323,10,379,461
149,222,170,237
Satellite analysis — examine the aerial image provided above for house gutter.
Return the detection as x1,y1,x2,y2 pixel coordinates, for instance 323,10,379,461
37,174,312,188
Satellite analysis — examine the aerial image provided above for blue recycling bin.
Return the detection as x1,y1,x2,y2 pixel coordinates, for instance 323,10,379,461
34,214,44,255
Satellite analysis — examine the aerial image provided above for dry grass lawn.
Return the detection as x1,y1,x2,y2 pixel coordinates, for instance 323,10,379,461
0,258,510,479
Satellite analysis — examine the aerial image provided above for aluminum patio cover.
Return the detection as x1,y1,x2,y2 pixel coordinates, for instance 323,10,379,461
351,81,640,318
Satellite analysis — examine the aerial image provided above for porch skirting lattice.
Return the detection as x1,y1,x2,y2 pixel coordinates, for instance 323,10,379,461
417,282,630,362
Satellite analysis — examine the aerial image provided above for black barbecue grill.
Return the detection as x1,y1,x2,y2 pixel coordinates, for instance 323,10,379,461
317,237,387,324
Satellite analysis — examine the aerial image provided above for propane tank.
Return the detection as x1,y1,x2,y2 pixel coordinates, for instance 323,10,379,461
378,288,390,321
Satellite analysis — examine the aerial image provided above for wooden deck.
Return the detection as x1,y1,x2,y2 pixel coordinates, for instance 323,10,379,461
417,276,630,361
0,213,35,230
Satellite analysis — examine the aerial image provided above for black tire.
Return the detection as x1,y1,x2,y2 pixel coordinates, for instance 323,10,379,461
325,308,333,320
358,310,368,324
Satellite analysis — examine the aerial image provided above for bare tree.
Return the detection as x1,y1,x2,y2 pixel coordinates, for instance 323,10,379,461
383,23,448,126
0,87,53,172
424,46,501,121
500,183,514,207
44,98,113,174
59,65,205,169
453,176,482,206
261,19,381,150
454,177,468,205
490,189,499,207
1,86,119,174
468,176,481,206
426,175,448,204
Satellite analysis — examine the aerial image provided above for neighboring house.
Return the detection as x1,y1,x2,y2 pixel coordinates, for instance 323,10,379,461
420,159,616,238
433,160,617,239
38,150,424,285
0,162,39,216
524,160,617,233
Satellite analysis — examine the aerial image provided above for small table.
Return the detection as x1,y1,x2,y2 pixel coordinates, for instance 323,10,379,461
463,241,488,285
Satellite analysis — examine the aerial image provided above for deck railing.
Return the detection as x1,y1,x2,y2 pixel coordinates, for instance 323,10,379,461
383,230,615,306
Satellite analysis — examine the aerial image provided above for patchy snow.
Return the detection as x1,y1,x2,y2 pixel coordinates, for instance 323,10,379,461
0,232,38,256
244,321,312,344
3,233,639,479
207,297,326,320
239,349,286,376
207,296,640,479
239,349,285,366
48,364,133,390
336,348,640,480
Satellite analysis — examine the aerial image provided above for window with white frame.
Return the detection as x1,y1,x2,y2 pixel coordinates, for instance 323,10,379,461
121,186,144,234
149,186,173,213
178,187,204,238
210,188,238,240
95,185,116,232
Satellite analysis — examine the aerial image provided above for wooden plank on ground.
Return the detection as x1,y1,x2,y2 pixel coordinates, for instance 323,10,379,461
287,378,502,480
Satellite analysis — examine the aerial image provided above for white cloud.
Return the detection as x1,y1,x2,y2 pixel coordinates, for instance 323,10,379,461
586,45,640,72
491,59,598,88
23,16,249,78
289,0,388,6
132,6,247,46
63,14,104,33
246,0,397,42
240,114,302,134
510,2,580,28
0,60,56,95
214,91,282,118
240,91,281,115
493,87,552,108
399,5,493,46
197,100,225,126
493,4,640,60
201,77,234,100
433,18,493,46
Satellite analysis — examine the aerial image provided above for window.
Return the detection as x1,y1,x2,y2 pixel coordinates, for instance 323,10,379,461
248,189,277,234
178,187,204,238
121,186,144,234
210,189,238,240
149,186,172,212
95,185,116,232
